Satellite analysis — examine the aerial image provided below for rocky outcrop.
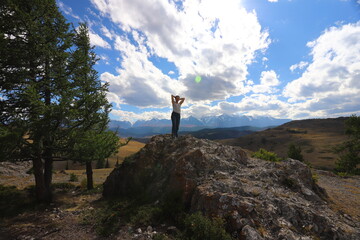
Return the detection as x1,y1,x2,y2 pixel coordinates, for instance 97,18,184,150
0,161,32,177
103,135,360,240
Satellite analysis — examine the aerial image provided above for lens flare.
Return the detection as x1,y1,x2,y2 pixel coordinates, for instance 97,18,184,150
195,75,202,83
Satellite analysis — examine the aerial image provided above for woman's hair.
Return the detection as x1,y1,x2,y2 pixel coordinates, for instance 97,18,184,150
175,95,180,98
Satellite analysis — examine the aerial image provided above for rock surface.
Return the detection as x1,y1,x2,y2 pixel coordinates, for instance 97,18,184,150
103,134,360,239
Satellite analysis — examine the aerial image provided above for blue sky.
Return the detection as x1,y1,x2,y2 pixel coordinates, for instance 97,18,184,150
57,0,360,123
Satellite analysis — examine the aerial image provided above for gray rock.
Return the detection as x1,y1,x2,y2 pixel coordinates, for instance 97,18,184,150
241,225,264,240
103,134,360,240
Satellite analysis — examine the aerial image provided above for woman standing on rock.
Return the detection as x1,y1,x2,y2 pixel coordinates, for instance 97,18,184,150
171,95,185,138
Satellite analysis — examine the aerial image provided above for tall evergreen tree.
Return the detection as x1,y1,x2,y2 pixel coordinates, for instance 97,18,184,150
67,23,120,190
0,0,73,202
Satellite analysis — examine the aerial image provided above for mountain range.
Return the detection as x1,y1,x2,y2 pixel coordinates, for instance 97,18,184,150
109,114,291,137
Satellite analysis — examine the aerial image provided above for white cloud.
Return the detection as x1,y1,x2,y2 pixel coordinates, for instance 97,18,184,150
89,31,111,49
112,109,171,124
251,70,280,93
289,61,309,72
100,54,110,64
101,25,115,40
168,70,175,75
100,35,186,108
283,21,360,116
268,0,279,2
91,0,270,105
58,1,81,20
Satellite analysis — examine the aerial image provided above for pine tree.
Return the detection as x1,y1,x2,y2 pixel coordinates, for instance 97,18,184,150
287,144,304,162
67,23,117,190
334,115,360,174
0,0,73,202
71,130,119,189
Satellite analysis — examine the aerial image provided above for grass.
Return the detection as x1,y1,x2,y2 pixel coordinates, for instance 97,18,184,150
0,185,36,218
53,139,145,170
220,117,348,170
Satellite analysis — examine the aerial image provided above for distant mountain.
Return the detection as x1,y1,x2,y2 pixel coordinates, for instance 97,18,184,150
201,114,290,128
133,118,171,127
108,120,132,129
110,114,291,137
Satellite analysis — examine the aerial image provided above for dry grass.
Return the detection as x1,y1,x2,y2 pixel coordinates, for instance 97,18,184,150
53,139,145,170
219,118,348,170
0,139,145,189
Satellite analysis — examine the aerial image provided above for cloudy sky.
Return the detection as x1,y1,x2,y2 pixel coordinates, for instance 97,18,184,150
57,0,360,122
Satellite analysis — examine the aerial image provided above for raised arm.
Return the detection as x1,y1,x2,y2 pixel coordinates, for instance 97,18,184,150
171,95,175,104
179,97,185,105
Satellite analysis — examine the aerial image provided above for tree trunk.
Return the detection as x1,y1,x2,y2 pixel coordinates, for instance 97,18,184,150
86,161,94,190
32,154,47,203
43,56,53,202
43,148,53,202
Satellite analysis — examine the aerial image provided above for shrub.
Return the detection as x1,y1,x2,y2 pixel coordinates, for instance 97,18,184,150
69,173,78,182
130,205,162,226
312,173,319,183
181,212,232,240
252,148,281,162
287,144,304,162
333,115,360,174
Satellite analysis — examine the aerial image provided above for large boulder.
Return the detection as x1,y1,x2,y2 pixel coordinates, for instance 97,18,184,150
103,134,360,239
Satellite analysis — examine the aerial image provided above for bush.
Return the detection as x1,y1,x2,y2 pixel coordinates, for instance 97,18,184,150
69,173,79,182
287,144,304,162
130,205,162,226
181,212,232,240
252,148,281,162
333,115,360,174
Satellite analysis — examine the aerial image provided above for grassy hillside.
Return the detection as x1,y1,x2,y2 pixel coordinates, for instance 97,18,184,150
181,126,265,140
219,117,349,170
53,139,145,170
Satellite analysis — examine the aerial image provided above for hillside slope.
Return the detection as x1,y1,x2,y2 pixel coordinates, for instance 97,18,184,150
220,117,348,170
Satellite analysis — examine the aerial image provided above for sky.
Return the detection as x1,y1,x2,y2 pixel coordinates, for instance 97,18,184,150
57,0,360,123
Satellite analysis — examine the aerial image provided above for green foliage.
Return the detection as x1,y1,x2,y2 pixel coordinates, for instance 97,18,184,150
252,148,281,162
287,144,304,162
0,185,34,217
334,115,360,174
312,173,319,183
181,212,232,240
130,205,163,226
69,173,79,182
336,172,352,177
96,158,105,169
0,1,113,202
